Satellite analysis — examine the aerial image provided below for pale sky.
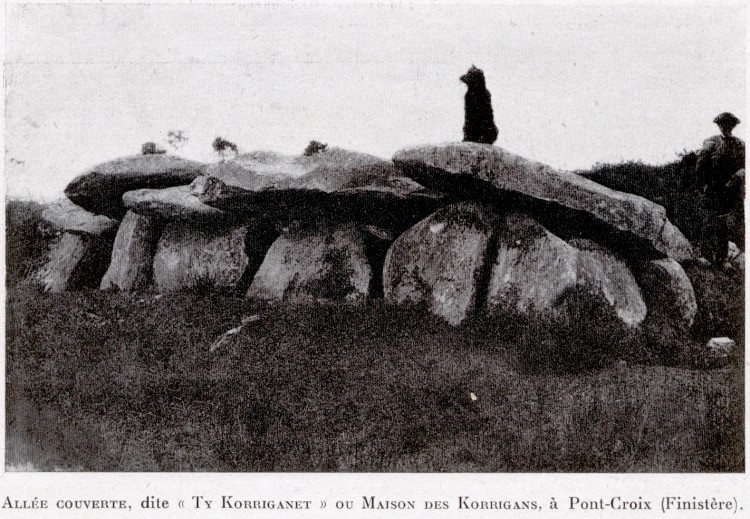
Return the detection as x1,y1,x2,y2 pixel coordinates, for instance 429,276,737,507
3,3,746,200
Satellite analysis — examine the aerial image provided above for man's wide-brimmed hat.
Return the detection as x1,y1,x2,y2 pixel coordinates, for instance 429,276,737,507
714,112,741,127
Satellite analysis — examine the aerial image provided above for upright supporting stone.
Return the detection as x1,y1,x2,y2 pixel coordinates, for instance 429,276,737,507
152,223,249,292
485,216,647,328
247,222,372,304
634,258,697,327
35,233,112,292
383,202,500,325
571,239,647,328
100,211,163,291
486,212,578,313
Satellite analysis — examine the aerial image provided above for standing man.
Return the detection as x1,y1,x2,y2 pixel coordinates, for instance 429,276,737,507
695,112,745,267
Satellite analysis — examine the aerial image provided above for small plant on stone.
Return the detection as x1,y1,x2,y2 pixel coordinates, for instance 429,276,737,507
141,142,166,155
167,130,189,152
303,140,328,156
213,137,239,162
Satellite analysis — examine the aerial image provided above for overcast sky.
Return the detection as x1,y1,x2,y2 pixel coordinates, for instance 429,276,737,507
4,3,746,200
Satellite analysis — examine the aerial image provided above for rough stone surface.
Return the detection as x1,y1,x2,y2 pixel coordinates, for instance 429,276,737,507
123,185,225,221
152,223,250,292
199,148,445,232
35,233,113,292
486,213,578,313
100,211,163,291
634,258,698,326
204,147,391,192
571,239,647,328
41,198,119,236
485,215,647,328
393,142,694,261
331,177,446,231
383,202,500,325
65,155,206,218
728,241,744,271
190,175,222,197
200,175,443,232
703,337,735,368
247,222,372,304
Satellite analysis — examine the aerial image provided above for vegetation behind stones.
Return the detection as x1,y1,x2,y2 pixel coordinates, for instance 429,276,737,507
5,200,56,286
576,153,707,244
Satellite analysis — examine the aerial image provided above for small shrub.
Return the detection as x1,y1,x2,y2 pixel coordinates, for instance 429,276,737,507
212,137,238,162
166,130,189,152
303,140,328,156
141,142,165,155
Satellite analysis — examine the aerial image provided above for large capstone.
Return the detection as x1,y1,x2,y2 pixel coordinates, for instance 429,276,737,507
123,185,226,222
41,198,119,236
393,142,694,261
197,148,445,233
64,155,206,218
203,147,391,192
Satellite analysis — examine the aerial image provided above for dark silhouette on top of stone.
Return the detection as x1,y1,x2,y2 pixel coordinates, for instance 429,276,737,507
303,140,328,156
213,137,239,161
460,65,498,145
141,142,166,155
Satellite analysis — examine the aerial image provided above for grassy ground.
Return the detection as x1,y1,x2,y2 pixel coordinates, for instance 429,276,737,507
5,286,744,472
4,198,744,472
